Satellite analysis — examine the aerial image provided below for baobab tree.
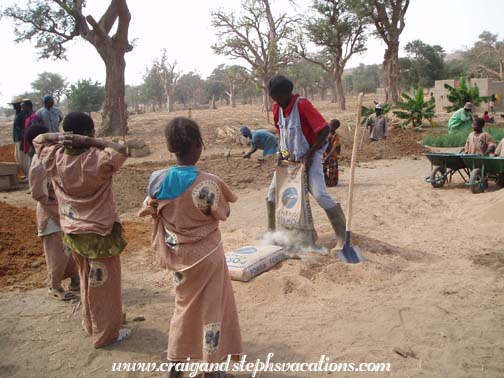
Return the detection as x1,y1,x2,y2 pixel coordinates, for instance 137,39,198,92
361,0,410,103
212,0,297,122
3,0,133,135
297,0,368,110
154,49,180,113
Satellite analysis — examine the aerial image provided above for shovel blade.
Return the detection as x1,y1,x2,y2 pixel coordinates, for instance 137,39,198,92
338,245,363,264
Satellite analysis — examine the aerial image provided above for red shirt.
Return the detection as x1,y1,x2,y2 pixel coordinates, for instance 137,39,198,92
273,94,328,146
483,114,490,122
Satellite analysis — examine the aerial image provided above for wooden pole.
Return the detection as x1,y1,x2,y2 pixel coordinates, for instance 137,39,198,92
346,93,364,232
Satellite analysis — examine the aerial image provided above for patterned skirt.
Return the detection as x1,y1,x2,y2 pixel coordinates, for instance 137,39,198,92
323,155,339,187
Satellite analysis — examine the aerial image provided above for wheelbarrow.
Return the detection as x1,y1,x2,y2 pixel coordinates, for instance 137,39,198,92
424,152,477,188
460,155,504,193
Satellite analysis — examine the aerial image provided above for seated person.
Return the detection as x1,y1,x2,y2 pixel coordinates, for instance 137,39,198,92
494,139,504,157
483,111,494,123
462,117,496,155
240,126,278,159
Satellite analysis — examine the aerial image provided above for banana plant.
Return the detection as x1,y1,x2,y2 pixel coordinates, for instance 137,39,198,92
393,86,435,128
444,76,488,112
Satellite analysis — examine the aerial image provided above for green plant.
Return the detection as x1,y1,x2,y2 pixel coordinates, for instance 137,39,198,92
360,103,391,125
423,127,504,147
67,79,105,113
393,86,435,128
444,76,488,112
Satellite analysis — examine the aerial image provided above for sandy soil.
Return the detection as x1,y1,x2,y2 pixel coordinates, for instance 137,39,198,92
0,104,503,377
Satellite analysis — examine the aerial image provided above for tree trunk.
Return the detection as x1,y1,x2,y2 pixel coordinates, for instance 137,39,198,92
384,42,400,104
321,88,326,101
167,89,174,112
334,68,346,110
100,54,128,136
329,85,336,103
261,78,271,124
211,95,217,110
230,83,236,108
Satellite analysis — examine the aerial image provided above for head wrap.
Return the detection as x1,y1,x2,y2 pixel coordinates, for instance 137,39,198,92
464,102,473,111
240,126,252,138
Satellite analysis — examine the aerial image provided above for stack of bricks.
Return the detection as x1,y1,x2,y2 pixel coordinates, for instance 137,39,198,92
0,163,20,191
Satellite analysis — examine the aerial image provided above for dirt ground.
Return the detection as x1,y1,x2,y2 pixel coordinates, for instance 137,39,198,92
0,103,503,378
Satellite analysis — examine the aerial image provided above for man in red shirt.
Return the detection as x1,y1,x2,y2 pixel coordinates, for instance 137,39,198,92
266,75,346,246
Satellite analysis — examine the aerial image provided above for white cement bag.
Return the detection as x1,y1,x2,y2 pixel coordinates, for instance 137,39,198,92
226,245,286,282
275,161,316,244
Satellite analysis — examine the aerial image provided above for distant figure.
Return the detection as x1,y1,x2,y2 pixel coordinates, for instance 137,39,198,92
9,96,29,177
20,100,42,160
367,104,387,141
37,95,63,133
483,111,494,123
323,119,341,187
489,94,496,114
448,102,473,134
462,117,495,155
240,126,278,159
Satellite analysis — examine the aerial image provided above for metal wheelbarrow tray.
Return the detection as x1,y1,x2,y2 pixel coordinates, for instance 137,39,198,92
460,155,504,193
424,152,478,188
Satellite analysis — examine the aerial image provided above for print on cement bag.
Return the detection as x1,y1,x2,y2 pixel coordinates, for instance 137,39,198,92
275,161,315,241
226,245,286,282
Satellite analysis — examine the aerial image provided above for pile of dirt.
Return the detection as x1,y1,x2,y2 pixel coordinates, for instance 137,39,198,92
0,144,15,163
0,201,44,288
339,127,428,162
113,158,275,214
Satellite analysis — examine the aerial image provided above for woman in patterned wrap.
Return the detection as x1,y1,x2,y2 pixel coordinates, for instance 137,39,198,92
138,117,242,378
323,119,341,187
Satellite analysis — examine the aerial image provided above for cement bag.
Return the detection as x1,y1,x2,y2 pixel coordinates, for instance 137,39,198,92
275,161,315,242
226,245,286,282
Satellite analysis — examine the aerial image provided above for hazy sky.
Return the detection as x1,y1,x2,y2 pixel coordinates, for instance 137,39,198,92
0,0,503,105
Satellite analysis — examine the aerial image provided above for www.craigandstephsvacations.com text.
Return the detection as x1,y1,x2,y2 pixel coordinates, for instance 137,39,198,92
111,353,392,376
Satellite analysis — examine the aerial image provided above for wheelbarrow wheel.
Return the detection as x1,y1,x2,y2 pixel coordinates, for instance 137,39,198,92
497,173,504,187
430,166,446,188
469,168,487,194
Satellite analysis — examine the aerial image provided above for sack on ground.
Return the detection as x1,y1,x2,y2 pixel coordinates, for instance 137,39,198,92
226,245,286,282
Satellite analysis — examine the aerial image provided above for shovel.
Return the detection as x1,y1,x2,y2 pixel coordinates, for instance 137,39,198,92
338,93,364,264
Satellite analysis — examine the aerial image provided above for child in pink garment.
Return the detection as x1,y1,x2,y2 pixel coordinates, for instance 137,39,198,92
139,117,242,378
33,112,130,348
27,125,79,301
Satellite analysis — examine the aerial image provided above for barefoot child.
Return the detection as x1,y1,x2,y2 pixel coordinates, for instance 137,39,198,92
139,117,242,376
27,125,79,301
33,112,130,348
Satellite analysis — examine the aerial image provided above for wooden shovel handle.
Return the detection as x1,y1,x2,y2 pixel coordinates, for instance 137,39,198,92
346,93,364,231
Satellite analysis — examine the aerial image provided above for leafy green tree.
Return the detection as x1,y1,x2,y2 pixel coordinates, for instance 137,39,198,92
139,66,165,111
175,72,207,107
296,0,368,110
444,76,486,112
2,0,133,135
348,63,383,94
30,72,67,105
67,79,105,113
393,86,435,128
400,40,445,89
286,58,324,99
